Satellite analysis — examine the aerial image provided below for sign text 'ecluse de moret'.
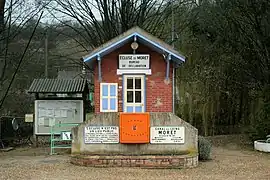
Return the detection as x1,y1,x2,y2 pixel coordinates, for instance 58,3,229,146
119,54,149,69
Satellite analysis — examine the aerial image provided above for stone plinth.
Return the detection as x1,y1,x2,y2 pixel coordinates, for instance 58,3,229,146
71,112,198,168
71,154,198,168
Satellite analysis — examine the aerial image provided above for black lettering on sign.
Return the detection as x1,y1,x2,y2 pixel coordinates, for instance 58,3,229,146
120,56,132,60
158,130,178,135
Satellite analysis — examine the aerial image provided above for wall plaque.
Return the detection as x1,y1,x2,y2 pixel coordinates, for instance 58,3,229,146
61,131,72,140
119,54,150,69
150,126,185,144
84,126,119,144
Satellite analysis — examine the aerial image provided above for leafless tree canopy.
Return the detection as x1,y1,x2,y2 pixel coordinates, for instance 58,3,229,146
48,0,174,49
0,0,45,110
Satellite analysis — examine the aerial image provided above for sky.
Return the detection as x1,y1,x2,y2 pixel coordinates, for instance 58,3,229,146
7,0,102,25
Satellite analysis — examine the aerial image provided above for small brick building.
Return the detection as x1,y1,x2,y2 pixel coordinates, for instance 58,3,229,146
83,27,185,114
72,29,198,168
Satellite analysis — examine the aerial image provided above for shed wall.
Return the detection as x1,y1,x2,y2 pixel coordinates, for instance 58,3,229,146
93,43,173,113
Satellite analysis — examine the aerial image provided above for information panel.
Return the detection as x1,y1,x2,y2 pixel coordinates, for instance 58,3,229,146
150,126,185,144
84,126,119,144
35,100,83,135
119,54,150,69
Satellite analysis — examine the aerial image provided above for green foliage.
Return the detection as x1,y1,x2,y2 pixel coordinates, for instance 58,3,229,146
248,87,270,141
248,117,270,142
198,136,212,161
173,0,270,137
2,0,270,139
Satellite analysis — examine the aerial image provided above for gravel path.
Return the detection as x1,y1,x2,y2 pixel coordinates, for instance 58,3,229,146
0,146,270,180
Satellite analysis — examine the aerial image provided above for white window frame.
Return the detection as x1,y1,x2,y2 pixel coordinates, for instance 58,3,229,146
100,83,118,112
123,75,145,113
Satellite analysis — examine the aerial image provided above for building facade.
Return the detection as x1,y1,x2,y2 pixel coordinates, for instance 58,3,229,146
83,27,185,114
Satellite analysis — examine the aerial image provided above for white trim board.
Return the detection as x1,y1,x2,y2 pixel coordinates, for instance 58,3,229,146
117,69,151,75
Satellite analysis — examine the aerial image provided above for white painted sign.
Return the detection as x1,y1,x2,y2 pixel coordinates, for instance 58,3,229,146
150,126,185,144
119,54,150,69
25,114,33,122
84,126,119,144
61,131,72,140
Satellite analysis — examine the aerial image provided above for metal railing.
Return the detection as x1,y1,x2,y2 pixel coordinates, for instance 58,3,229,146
50,123,80,155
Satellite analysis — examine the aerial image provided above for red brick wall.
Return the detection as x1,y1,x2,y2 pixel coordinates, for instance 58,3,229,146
93,43,173,113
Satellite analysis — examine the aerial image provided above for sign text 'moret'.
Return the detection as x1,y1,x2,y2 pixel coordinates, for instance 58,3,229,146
150,126,185,144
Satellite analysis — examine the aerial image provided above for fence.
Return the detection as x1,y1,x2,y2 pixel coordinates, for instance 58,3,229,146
50,123,80,155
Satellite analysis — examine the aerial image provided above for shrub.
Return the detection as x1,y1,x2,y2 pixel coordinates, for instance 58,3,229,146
248,102,270,142
198,135,212,161
248,87,270,142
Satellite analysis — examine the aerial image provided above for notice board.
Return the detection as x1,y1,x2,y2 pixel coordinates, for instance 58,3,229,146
34,100,84,135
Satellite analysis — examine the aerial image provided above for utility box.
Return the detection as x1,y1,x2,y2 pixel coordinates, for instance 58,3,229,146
119,113,150,143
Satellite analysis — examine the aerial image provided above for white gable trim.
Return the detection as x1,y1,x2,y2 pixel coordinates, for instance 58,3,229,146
83,32,185,63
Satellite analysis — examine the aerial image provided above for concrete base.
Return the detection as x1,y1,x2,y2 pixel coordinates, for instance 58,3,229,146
254,140,270,153
72,113,198,155
70,154,198,168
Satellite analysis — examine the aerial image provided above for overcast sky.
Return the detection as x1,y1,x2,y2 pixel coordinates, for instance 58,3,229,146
7,0,102,25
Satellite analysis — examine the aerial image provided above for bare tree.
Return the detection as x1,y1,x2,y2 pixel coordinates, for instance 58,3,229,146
0,0,46,111
0,1,45,85
47,0,174,49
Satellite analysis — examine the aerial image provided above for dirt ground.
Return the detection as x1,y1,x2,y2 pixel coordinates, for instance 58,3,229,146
0,135,270,180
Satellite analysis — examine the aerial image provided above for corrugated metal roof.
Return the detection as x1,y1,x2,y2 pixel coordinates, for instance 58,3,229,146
28,79,88,93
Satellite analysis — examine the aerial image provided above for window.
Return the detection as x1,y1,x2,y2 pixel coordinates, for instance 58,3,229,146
100,83,118,112
124,75,145,113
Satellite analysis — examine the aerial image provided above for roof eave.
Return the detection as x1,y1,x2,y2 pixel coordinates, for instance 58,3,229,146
82,27,186,64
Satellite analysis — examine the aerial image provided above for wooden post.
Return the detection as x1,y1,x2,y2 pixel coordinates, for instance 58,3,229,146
166,54,171,80
45,32,48,78
33,94,38,147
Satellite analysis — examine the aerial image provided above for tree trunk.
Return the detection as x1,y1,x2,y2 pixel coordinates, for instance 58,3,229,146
203,102,208,136
188,90,193,125
0,0,5,33
0,0,5,83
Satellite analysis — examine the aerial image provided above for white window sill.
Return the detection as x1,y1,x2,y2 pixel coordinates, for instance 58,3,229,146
100,110,118,113
117,69,152,75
